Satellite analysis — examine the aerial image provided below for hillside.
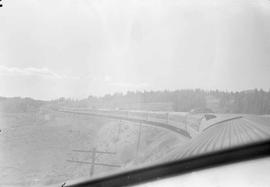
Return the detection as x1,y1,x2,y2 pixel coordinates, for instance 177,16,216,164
0,96,270,186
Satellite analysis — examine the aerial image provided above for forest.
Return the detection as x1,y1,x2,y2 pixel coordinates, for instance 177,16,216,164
52,89,270,115
1,89,270,115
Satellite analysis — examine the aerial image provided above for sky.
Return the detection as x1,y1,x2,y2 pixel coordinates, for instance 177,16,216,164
0,0,270,100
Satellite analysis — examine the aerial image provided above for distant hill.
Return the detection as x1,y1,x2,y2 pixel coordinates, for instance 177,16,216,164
0,97,45,113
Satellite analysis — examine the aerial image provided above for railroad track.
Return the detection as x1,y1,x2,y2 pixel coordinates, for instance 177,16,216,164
55,108,191,139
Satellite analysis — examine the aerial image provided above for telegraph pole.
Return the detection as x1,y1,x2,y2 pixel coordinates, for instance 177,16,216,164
67,148,121,177
116,121,122,141
136,122,142,159
90,148,96,176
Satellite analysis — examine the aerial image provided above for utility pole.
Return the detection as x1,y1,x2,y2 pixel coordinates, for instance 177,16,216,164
117,121,122,140
90,148,96,176
185,114,188,134
136,122,142,159
67,148,121,177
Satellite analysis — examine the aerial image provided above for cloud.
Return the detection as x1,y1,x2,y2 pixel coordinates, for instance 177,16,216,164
0,65,80,80
110,81,148,89
101,75,148,89
104,75,112,82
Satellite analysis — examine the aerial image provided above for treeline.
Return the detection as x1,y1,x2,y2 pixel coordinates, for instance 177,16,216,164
53,89,270,115
211,89,270,114
1,89,269,114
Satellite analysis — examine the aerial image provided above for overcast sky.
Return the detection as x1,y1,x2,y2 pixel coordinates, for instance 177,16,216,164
0,0,270,100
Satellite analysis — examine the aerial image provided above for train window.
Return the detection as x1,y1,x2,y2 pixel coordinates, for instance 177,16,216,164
0,0,270,186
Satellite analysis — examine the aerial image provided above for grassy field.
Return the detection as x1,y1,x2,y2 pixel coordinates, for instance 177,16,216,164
0,111,184,187
0,111,109,186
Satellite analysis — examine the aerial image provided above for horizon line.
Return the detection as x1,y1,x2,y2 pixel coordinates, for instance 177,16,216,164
1,88,270,102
